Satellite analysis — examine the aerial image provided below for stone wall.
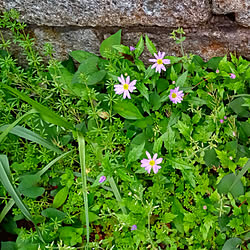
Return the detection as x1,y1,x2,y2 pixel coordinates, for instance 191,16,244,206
0,0,250,61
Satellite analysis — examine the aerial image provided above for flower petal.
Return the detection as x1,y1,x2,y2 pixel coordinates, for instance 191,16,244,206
126,76,130,85
155,158,163,164
153,165,161,174
153,153,158,161
151,63,157,69
149,59,157,62
146,151,151,160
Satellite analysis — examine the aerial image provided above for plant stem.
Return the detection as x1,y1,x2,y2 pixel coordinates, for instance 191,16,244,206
108,177,127,214
77,132,89,247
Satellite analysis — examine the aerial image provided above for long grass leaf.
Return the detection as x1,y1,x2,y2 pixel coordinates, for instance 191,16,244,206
77,132,89,245
0,83,75,130
0,156,44,242
0,109,36,144
36,150,73,177
109,177,127,214
0,125,62,154
0,198,15,223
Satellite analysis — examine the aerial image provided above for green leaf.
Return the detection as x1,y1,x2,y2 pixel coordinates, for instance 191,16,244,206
112,45,130,54
100,30,121,58
229,97,250,118
0,109,36,144
136,82,149,101
145,66,155,79
0,155,44,242
18,175,45,198
217,173,244,198
87,70,106,85
134,36,144,59
0,83,74,130
77,56,99,75
36,151,73,177
52,186,69,208
1,242,17,250
204,148,220,167
207,57,223,71
116,168,134,182
0,199,15,223
176,71,188,87
0,125,62,154
162,128,175,152
145,35,157,55
113,100,143,120
133,116,153,129
127,142,145,164
77,132,89,243
222,238,242,250
70,50,97,63
41,208,66,220
162,212,177,223
149,92,161,111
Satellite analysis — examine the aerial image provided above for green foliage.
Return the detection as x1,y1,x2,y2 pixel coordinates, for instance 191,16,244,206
0,10,249,249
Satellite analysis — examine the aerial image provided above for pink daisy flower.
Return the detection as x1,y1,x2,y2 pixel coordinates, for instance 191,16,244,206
149,51,171,73
114,74,137,99
169,87,184,104
141,151,163,174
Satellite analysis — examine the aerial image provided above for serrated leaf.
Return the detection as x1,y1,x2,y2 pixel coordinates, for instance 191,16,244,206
176,71,188,87
127,142,145,164
136,82,149,101
145,35,157,55
145,65,155,79
113,100,143,120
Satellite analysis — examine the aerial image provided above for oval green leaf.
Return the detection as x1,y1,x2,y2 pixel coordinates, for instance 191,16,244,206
113,100,143,120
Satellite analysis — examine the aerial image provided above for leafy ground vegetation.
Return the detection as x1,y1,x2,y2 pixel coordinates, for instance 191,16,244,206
0,10,249,250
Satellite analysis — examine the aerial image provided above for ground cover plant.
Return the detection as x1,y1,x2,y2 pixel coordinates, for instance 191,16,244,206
0,10,249,250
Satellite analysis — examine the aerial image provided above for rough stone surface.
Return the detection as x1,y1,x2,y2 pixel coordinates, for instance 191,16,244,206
1,0,211,27
235,1,250,27
32,27,101,60
0,0,250,61
212,0,246,14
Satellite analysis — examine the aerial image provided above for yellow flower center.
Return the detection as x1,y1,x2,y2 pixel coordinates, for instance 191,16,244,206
149,160,155,166
157,59,163,65
172,93,177,98
123,84,129,90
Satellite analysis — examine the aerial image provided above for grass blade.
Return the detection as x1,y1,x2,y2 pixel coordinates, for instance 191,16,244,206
109,177,127,214
77,132,89,246
0,155,44,242
0,125,62,154
36,150,73,177
0,109,36,144
0,198,15,223
0,83,75,130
